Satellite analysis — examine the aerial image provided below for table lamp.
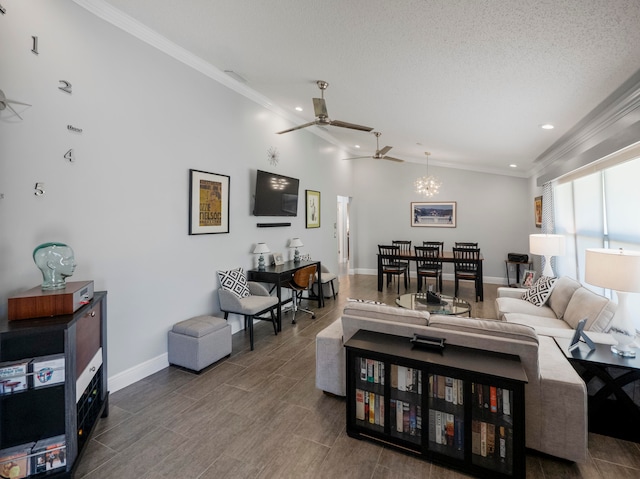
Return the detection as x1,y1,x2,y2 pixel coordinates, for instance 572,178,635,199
289,237,304,263
530,234,565,277
585,248,640,357
253,243,270,271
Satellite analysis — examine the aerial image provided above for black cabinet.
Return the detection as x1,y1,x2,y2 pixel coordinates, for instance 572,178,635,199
345,330,526,479
0,292,108,478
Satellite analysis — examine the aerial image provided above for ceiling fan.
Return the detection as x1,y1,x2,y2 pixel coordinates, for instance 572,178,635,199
343,132,404,162
276,80,374,134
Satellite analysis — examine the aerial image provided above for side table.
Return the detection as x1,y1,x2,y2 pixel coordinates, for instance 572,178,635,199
554,337,640,442
504,260,533,287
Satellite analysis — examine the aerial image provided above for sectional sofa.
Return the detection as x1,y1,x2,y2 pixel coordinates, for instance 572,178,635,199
315,300,589,463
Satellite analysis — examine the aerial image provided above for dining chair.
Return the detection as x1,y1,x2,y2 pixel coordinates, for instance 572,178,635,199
414,245,443,293
454,242,478,249
452,247,482,302
392,240,412,286
283,264,318,324
423,241,444,256
378,244,408,294
313,264,338,300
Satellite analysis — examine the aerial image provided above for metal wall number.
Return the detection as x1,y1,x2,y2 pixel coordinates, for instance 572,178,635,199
31,36,38,55
64,149,75,162
34,182,45,196
58,81,72,94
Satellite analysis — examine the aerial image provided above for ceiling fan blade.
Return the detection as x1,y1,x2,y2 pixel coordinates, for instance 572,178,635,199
342,156,372,160
329,119,374,132
382,155,404,163
313,97,328,118
276,120,317,134
378,146,392,156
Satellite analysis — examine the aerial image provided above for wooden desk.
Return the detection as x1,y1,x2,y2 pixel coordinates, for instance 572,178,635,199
247,259,322,331
377,251,484,301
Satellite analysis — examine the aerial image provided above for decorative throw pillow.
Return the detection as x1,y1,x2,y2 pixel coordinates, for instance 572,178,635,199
217,268,250,299
521,276,557,307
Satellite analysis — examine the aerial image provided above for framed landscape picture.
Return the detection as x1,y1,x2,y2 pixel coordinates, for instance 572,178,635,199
189,169,230,235
306,190,321,228
534,196,543,228
411,201,456,228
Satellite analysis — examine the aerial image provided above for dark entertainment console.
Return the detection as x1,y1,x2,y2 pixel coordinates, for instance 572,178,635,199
345,330,527,479
0,292,109,478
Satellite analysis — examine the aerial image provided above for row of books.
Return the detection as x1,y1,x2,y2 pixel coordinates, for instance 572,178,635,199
472,420,513,467
355,389,384,427
358,358,385,386
428,409,464,450
472,383,512,416
0,435,66,478
390,364,422,394
390,399,421,437
0,355,65,395
429,375,463,405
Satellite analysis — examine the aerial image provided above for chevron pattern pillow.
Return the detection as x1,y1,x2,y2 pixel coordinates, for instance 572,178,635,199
217,267,250,298
522,276,557,306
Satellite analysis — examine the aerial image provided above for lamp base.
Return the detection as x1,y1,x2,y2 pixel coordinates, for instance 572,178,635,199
611,344,637,357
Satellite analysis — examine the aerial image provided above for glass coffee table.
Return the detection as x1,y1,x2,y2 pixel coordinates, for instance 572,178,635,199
396,293,471,316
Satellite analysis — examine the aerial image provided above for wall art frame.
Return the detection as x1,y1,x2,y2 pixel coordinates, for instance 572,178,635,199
273,252,285,265
189,169,230,235
411,201,456,228
522,269,537,288
534,196,543,228
306,190,321,228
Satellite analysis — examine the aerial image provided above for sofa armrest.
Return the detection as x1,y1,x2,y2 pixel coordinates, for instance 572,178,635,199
315,318,346,396
536,335,588,463
497,287,526,299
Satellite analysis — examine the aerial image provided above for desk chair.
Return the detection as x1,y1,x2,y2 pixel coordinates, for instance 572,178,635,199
452,247,482,302
415,245,443,293
283,264,317,324
217,269,279,351
392,240,412,286
379,244,408,294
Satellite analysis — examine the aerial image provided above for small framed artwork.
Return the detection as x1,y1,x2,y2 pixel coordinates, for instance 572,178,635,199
273,252,285,265
522,270,537,288
306,190,321,228
411,201,456,228
189,169,230,235
534,196,543,228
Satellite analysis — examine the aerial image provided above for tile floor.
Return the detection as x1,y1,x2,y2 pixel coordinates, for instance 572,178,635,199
76,274,640,478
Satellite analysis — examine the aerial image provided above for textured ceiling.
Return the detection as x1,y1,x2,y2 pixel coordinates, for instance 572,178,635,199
95,0,640,176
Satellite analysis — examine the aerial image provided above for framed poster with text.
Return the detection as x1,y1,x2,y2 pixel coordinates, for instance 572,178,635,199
189,169,230,234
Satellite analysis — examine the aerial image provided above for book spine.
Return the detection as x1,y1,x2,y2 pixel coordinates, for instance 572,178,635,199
428,409,436,442
403,402,410,433
396,400,404,433
409,404,417,436
471,420,481,455
445,413,454,446
490,386,498,413
360,358,367,381
503,388,511,416
445,377,454,403
486,422,495,458
480,421,487,457
355,389,365,421
391,364,398,389
455,416,464,451
369,392,376,424
435,411,442,444
367,359,374,383
458,379,464,405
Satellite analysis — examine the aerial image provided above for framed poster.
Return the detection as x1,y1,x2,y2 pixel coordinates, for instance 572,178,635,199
411,201,456,227
534,196,543,228
306,190,321,228
189,169,230,235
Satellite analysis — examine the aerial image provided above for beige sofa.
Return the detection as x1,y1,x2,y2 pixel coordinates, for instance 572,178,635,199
315,300,588,463
495,276,617,342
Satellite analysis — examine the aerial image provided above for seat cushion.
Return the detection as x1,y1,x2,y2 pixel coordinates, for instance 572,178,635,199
503,313,573,332
233,294,278,315
217,267,250,298
172,315,228,337
495,297,558,321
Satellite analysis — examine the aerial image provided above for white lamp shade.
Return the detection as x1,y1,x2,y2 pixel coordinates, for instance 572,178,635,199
289,238,304,248
585,248,640,293
253,243,270,254
529,234,566,257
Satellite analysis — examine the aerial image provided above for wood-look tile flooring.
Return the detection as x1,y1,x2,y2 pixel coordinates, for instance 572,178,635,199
77,274,640,478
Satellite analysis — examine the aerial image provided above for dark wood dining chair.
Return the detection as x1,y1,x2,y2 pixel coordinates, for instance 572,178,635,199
392,240,412,286
423,241,444,256
452,247,482,302
455,242,478,249
414,245,443,293
378,245,408,294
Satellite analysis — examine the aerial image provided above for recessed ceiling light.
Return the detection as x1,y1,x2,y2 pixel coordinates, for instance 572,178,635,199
509,164,517,168
540,124,554,130
295,106,303,112
355,145,360,149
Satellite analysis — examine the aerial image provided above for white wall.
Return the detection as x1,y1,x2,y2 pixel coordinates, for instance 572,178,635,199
350,161,531,281
1,0,534,391
0,0,351,387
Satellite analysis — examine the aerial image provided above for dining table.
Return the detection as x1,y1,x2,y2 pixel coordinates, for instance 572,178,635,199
376,250,484,300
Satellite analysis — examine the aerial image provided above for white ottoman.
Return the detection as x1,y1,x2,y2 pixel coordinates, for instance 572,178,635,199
168,315,231,372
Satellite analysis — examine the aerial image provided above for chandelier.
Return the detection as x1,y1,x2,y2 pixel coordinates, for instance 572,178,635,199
414,152,441,197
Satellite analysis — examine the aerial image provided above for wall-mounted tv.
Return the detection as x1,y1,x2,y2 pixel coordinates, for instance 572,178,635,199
253,170,300,216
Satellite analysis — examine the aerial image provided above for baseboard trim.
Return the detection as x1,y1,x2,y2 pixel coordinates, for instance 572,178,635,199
108,353,169,393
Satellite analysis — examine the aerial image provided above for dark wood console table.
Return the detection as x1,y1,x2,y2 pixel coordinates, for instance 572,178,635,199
247,259,322,331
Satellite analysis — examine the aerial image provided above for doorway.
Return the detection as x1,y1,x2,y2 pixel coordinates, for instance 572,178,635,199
337,195,350,276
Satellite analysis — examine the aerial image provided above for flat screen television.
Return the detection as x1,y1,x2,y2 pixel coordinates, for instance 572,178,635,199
253,170,300,216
